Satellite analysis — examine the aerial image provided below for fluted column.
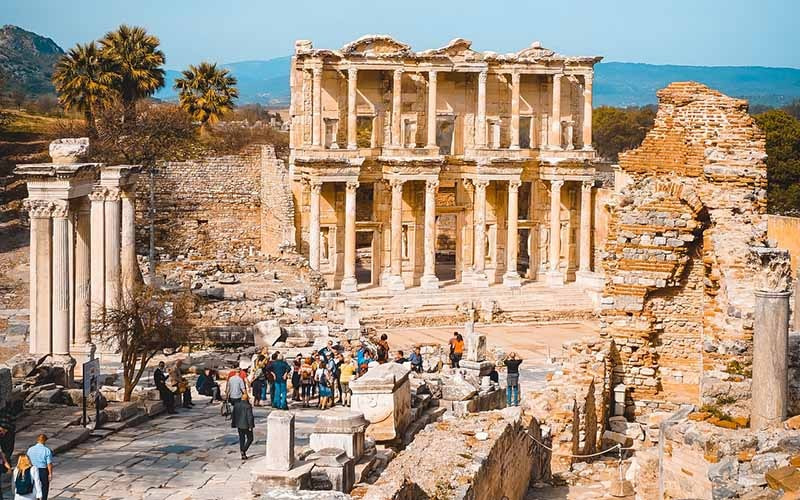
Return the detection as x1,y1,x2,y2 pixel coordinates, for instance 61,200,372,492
504,180,522,287
74,201,91,347
582,74,593,150
391,69,403,147
341,180,359,293
312,67,323,147
51,201,71,358
388,178,405,291
89,189,106,324
421,179,440,289
25,200,53,354
547,179,565,286
427,70,438,149
472,179,489,287
309,181,323,271
476,70,488,147
104,189,121,311
579,180,593,273
347,67,358,149
549,74,563,149
121,190,137,305
510,72,521,149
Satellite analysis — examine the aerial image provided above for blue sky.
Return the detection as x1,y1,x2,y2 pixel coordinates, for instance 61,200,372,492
3,0,798,70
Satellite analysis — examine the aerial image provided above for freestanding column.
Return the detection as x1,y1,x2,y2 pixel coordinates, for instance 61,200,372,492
51,202,71,357
388,179,405,291
391,69,403,147
347,67,358,150
547,179,565,286
421,179,440,289
476,70,488,147
549,74,563,149
751,248,792,430
312,67,323,147
25,200,53,354
582,74,593,150
309,181,323,271
578,180,593,274
74,201,91,347
341,180,359,293
89,190,106,323
104,189,122,311
509,72,521,150
472,179,489,287
121,190,137,305
504,180,522,287
427,70,438,149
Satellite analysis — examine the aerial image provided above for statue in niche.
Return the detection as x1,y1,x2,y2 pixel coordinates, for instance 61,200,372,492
539,225,549,267
402,225,409,259
560,221,569,262
320,230,329,261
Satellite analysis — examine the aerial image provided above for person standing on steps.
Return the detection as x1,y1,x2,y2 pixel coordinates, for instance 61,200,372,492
25,435,51,500
231,393,255,460
504,352,523,407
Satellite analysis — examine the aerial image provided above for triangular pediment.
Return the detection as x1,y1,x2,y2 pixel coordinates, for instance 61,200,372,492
516,41,557,60
341,35,411,57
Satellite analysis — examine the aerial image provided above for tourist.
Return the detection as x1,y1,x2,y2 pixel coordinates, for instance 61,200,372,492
394,350,408,364
504,352,523,407
316,361,333,410
312,354,322,402
226,369,247,404
268,353,291,410
356,341,368,367
339,354,356,407
329,353,342,404
408,347,423,373
231,393,255,461
449,333,464,368
196,368,222,404
376,334,390,363
154,362,177,414
488,365,499,385
25,435,51,500
300,357,315,407
251,357,267,407
11,454,42,500
169,359,193,409
319,340,335,361
0,438,10,500
291,354,302,402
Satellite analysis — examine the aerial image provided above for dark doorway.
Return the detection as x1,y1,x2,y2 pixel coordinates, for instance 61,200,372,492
435,214,457,281
518,228,531,276
355,231,373,285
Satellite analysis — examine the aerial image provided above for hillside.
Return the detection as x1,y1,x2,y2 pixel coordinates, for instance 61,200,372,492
0,25,64,96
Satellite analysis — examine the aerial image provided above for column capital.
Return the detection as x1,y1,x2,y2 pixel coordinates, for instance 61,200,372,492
584,73,593,85
120,189,136,200
509,179,522,192
23,199,54,218
581,179,594,192
425,178,440,192
393,68,404,78
389,178,405,191
474,179,490,190
312,66,323,78
348,66,358,79
309,180,323,194
511,71,520,84
104,188,121,201
346,180,360,192
428,69,437,81
51,200,70,219
478,70,488,84
88,188,107,202
553,73,563,82
551,179,564,190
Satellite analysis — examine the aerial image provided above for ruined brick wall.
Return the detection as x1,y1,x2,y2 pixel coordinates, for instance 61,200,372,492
600,82,768,415
260,151,296,255
135,145,275,258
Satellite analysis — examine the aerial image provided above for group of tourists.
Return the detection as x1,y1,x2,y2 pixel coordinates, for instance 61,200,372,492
0,433,53,500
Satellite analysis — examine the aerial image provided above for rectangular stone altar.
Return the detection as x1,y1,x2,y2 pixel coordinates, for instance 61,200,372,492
350,362,411,442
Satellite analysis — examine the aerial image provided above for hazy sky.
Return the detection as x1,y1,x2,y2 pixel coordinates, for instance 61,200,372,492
3,0,798,69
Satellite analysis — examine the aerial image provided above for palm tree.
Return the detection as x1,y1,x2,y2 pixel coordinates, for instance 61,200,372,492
174,62,239,132
99,25,166,123
52,42,118,138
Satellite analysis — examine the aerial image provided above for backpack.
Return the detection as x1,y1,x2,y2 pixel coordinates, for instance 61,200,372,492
16,468,33,495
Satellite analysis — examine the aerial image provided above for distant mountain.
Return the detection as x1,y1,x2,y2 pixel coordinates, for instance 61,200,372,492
0,25,64,96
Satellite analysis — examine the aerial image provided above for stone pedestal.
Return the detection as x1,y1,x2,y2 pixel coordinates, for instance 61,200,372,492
465,332,487,362
350,362,411,442
343,300,361,339
459,359,494,377
752,289,791,430
310,408,368,459
308,448,355,493
545,270,565,287
251,410,314,494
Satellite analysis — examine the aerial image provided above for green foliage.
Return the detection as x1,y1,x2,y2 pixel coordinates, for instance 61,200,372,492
754,109,800,216
725,360,752,378
699,404,733,422
174,62,239,128
592,105,656,162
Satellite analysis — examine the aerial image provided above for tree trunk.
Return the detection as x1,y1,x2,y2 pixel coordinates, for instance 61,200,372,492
123,98,136,124
85,109,98,141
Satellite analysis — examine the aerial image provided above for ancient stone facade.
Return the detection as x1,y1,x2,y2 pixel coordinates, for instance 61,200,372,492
289,36,601,292
600,82,769,414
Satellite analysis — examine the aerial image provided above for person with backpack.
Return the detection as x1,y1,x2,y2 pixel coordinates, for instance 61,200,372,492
25,435,51,500
315,362,333,410
12,454,42,500
299,357,314,408
291,354,302,402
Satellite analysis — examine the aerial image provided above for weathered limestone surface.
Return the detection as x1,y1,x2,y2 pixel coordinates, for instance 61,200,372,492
600,82,769,414
349,362,411,441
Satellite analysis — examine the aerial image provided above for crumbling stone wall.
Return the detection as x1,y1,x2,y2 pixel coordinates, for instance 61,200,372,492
260,150,296,255
600,82,768,414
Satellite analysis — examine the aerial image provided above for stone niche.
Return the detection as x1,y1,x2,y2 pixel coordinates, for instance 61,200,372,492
350,362,411,441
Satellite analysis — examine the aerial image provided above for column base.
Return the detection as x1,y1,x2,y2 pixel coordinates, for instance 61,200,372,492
545,270,566,287
509,144,520,150
70,344,94,376
347,144,357,150
341,277,358,294
420,274,440,290
503,271,522,288
472,272,490,288
48,354,76,389
582,145,594,152
387,275,406,292
576,270,604,289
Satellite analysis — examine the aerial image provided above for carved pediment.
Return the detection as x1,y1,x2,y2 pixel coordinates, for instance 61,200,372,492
341,35,411,57
422,38,482,61
516,41,557,60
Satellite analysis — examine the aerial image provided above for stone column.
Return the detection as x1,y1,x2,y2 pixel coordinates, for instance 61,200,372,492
547,179,565,286
426,70,438,149
751,248,792,430
51,201,72,358
582,74,593,150
472,179,489,287
341,180,359,293
312,67,323,147
476,70,488,147
89,190,106,323
503,180,522,287
26,200,53,354
391,69,403,147
421,179,440,289
120,190,137,305
347,67,358,150
104,189,122,311
795,268,800,332
388,179,405,291
549,74,562,149
510,72,521,150
309,180,323,271
579,180,593,273
74,200,91,347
